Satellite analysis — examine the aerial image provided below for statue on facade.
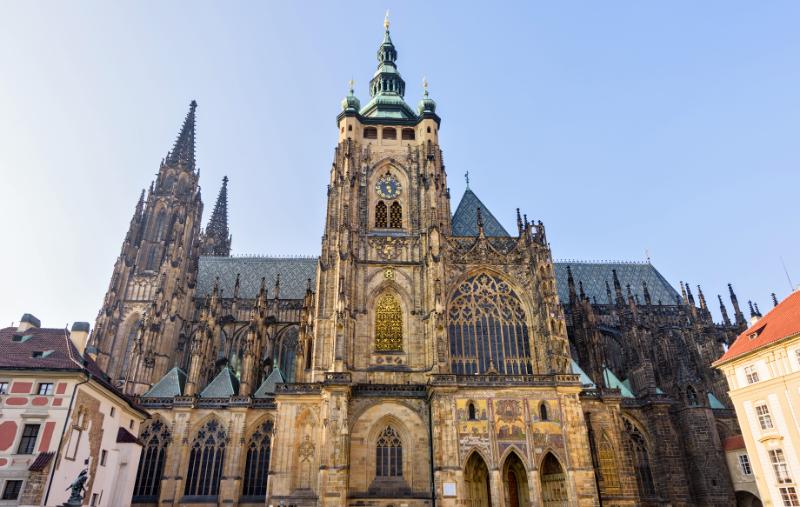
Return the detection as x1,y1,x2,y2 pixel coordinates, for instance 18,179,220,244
62,468,88,507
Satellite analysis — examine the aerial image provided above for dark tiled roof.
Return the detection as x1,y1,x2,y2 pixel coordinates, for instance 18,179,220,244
716,290,800,365
197,256,317,300
116,427,142,445
553,262,680,306
28,452,54,472
0,327,83,370
451,189,511,237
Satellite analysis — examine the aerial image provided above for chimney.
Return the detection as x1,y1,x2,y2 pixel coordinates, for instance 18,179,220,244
17,314,40,333
70,322,90,356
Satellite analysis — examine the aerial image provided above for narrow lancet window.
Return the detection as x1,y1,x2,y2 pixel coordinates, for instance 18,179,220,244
375,201,388,228
375,293,403,351
389,202,402,228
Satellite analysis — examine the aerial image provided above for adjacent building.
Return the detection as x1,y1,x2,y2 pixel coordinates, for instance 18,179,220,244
715,290,800,506
0,314,148,506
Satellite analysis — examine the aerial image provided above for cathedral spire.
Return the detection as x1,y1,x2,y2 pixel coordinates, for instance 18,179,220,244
201,176,232,256
718,295,732,326
165,100,197,171
729,283,746,326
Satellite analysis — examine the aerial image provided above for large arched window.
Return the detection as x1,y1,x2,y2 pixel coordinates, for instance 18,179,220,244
376,426,402,478
133,418,171,501
375,293,403,351
242,420,273,499
277,327,298,382
184,419,227,498
118,319,141,379
153,209,167,241
598,433,620,490
448,273,533,375
389,202,402,228
623,418,656,498
375,201,388,228
686,385,699,406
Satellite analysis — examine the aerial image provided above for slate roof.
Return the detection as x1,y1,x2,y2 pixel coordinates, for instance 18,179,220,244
143,367,186,398
715,290,800,365
451,189,511,237
197,256,317,300
253,368,285,398
199,367,239,398
553,262,680,306
570,359,596,388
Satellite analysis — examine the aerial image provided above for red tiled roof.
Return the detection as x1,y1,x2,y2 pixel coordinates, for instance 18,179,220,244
0,327,83,370
715,290,800,365
28,451,54,471
724,435,746,451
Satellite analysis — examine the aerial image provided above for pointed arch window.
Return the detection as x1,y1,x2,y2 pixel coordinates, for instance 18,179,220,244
448,273,533,375
375,293,403,351
277,327,299,382
145,246,158,271
375,201,388,228
133,419,171,501
468,402,476,420
686,385,699,406
598,433,620,489
184,419,227,498
118,319,141,379
623,418,656,498
376,426,402,478
539,402,549,421
389,202,402,228
242,420,273,499
154,210,167,241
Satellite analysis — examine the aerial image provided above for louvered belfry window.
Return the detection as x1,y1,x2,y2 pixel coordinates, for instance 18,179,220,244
375,293,403,351
375,201,388,228
184,419,227,497
376,426,403,478
242,420,273,499
447,273,533,375
133,419,171,501
389,202,402,228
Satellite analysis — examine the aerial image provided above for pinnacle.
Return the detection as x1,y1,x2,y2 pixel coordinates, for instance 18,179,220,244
165,100,197,171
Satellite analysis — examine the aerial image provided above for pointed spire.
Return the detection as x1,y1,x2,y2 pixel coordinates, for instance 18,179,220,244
642,280,652,305
578,281,586,301
476,206,484,236
680,281,688,304
201,176,231,256
697,285,707,310
685,283,695,306
772,292,779,307
729,283,746,326
165,100,197,171
718,295,731,326
516,208,523,235
612,270,624,305
605,280,613,305
754,302,762,317
566,266,576,302
748,300,756,318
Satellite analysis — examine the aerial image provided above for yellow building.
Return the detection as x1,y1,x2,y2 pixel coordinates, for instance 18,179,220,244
715,291,800,506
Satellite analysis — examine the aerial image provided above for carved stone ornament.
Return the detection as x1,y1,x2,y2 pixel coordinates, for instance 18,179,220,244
370,236,407,260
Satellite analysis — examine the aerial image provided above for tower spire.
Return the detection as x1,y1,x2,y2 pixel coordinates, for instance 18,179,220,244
718,294,731,326
165,100,197,171
201,176,232,256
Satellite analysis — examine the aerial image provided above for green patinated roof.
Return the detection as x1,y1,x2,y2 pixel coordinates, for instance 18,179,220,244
570,359,596,388
199,367,239,398
708,392,726,409
143,367,186,398
604,368,635,398
253,367,285,398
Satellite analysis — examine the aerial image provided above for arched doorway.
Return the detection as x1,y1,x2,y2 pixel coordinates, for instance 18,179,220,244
540,453,568,507
464,452,491,507
503,452,530,507
736,491,763,507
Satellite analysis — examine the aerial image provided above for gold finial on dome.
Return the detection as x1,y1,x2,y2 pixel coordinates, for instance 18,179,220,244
348,78,355,93
422,76,428,95
384,10,390,30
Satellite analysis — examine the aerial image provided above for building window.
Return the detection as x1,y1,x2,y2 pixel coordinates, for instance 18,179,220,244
540,402,549,421
364,127,378,139
276,327,299,383
376,426,402,478
0,382,8,395
242,420,273,499
100,449,108,466
382,127,397,140
401,128,415,140
375,201,388,228
17,424,39,454
448,273,533,375
90,493,99,506
133,419,171,501
468,402,476,420
623,418,656,498
770,449,792,484
110,407,115,417
686,385,700,406
2,480,22,500
756,403,774,430
389,202,402,228
184,419,226,497
375,293,403,351
37,383,54,395
780,487,800,506
745,365,760,384
796,349,800,368
598,433,621,489
738,454,752,475
153,209,167,241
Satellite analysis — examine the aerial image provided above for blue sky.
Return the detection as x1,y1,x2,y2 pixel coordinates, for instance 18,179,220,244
0,2,798,327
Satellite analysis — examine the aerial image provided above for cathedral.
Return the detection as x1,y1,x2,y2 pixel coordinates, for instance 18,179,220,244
87,17,749,507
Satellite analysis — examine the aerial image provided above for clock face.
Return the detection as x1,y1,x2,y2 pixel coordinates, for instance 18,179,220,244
376,175,402,199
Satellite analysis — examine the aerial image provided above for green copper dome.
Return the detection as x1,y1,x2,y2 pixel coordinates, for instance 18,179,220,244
341,81,361,112
417,79,436,115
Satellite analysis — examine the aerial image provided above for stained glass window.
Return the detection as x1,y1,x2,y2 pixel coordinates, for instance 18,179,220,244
133,418,171,501
598,433,620,489
376,426,402,478
375,201,388,228
375,293,402,351
242,420,272,498
623,418,656,497
447,273,533,375
184,419,226,497
389,202,402,228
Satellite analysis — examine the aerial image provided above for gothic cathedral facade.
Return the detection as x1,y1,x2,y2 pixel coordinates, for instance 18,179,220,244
88,19,744,507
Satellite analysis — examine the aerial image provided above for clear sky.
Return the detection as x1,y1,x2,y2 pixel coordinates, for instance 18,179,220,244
1,1,798,328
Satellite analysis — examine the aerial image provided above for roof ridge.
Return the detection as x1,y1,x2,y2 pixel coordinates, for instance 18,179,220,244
554,259,650,265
